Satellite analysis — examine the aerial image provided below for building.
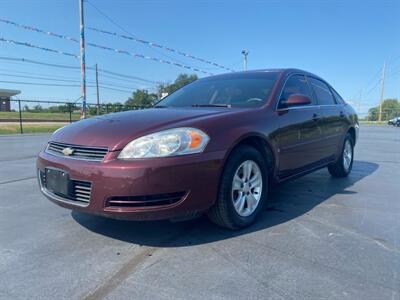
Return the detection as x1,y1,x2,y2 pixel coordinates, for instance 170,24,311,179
0,89,21,111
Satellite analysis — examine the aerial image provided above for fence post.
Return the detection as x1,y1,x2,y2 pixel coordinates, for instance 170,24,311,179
68,103,72,123
18,99,23,134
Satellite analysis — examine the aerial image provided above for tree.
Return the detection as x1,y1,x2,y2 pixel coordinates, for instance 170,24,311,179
157,73,198,96
32,104,43,112
367,99,400,121
124,74,198,108
125,89,157,107
48,104,70,113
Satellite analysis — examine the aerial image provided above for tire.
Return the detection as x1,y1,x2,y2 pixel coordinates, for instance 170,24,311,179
208,145,268,230
328,133,354,177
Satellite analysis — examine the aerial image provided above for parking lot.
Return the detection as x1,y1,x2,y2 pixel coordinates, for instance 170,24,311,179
0,125,399,299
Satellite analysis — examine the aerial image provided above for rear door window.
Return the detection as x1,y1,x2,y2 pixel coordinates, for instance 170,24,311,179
309,78,336,105
279,74,315,108
331,88,345,104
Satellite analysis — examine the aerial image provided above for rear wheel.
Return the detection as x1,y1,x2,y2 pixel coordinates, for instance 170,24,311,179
328,133,354,177
208,145,268,229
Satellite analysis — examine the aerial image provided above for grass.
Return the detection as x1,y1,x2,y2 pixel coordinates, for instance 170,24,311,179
359,120,387,125
0,111,81,121
0,114,390,135
0,124,65,134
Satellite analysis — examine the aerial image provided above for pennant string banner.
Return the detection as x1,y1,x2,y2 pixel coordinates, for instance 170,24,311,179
0,37,214,75
86,42,213,75
0,18,79,43
88,27,235,72
0,37,79,58
0,18,232,73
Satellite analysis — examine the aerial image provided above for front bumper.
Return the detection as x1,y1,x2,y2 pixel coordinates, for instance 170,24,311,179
37,149,225,221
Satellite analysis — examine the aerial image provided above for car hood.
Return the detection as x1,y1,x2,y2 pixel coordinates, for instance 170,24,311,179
50,107,235,151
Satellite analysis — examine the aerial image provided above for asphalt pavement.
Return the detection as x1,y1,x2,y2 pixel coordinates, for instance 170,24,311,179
0,126,399,300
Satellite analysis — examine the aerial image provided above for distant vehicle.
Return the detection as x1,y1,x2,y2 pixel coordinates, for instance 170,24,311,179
387,117,400,126
37,69,359,229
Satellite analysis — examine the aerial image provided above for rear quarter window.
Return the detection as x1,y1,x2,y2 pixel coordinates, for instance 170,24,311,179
331,88,345,104
309,78,336,105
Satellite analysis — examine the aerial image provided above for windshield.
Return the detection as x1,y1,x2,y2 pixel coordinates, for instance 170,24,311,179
157,72,278,108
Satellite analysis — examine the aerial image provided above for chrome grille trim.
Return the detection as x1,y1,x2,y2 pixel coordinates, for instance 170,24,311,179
106,191,187,208
46,142,108,161
72,180,91,203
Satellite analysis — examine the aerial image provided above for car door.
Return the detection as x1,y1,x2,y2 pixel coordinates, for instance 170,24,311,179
308,77,347,161
275,74,324,178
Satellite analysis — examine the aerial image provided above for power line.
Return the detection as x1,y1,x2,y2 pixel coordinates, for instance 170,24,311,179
86,42,213,75
363,79,381,97
0,67,140,86
85,0,196,68
0,72,148,90
0,56,162,84
0,56,79,69
0,68,80,79
96,72,152,85
0,72,80,83
0,79,132,93
360,62,400,101
95,68,163,84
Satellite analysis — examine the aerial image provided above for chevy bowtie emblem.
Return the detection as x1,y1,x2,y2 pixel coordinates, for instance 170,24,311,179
62,147,74,156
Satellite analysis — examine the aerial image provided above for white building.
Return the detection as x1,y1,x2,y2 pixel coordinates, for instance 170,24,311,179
0,89,21,111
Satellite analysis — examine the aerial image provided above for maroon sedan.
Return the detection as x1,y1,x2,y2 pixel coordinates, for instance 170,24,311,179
37,69,358,229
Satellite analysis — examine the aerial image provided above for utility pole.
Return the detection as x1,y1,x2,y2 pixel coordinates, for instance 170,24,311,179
378,62,386,122
95,63,100,115
79,0,87,119
241,49,249,71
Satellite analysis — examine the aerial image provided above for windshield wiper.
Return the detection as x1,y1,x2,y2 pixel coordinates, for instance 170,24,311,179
153,105,169,108
191,103,231,108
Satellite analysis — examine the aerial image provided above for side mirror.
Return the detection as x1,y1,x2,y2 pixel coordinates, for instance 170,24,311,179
282,94,312,107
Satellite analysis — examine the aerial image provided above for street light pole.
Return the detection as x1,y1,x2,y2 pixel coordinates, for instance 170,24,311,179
79,0,87,119
95,63,100,115
378,62,386,122
241,49,249,71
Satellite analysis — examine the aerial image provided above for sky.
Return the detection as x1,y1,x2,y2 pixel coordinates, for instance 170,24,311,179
0,0,399,115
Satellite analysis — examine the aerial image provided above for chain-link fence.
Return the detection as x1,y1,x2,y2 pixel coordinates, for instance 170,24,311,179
0,99,147,134
1,99,399,134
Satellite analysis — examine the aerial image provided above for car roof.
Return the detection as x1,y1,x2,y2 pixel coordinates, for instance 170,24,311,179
205,68,325,82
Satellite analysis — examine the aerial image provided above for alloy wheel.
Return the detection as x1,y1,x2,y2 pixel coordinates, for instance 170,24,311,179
231,160,263,217
343,139,353,171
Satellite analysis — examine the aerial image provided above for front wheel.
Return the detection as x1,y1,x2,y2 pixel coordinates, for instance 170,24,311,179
328,133,354,177
208,145,268,230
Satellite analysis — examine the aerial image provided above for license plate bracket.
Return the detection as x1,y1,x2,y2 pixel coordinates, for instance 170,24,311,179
45,168,70,197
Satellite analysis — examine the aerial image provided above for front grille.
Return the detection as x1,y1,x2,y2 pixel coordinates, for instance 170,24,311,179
39,170,47,187
106,192,186,208
72,180,92,203
46,142,108,161
39,170,92,205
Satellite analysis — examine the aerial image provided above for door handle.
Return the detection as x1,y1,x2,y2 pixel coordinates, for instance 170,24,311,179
312,113,320,121
340,111,345,118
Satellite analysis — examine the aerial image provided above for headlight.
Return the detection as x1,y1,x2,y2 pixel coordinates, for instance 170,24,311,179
118,127,210,159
